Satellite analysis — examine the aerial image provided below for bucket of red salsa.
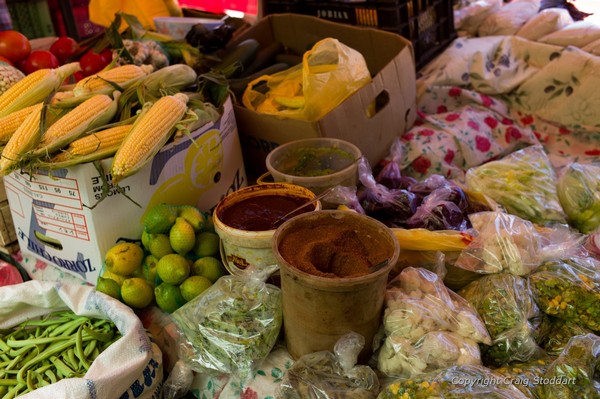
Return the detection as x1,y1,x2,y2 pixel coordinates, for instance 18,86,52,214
213,183,322,275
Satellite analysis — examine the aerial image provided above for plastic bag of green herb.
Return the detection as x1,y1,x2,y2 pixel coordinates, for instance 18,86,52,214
529,256,600,332
171,265,282,386
557,162,600,234
540,334,600,399
465,145,566,226
277,332,379,399
494,357,554,398
541,317,594,356
459,274,549,366
377,365,529,399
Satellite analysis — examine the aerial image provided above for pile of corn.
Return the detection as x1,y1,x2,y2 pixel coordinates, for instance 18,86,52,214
0,61,201,183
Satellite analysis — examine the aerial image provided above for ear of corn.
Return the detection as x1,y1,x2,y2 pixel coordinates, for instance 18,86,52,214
0,103,44,175
0,62,81,118
111,93,189,183
50,124,132,164
141,64,197,96
34,92,121,157
0,103,43,144
73,64,154,97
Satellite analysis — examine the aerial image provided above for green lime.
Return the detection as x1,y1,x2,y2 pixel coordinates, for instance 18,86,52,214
193,232,220,258
191,256,227,283
141,230,154,250
148,234,174,259
154,283,186,313
179,275,212,302
202,212,215,233
143,254,159,285
121,277,154,309
144,203,178,234
102,270,127,286
105,242,144,276
170,217,196,256
96,277,121,300
156,253,191,285
177,205,205,232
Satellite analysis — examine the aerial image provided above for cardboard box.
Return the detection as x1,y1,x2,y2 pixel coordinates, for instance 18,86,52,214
5,98,247,285
232,14,417,177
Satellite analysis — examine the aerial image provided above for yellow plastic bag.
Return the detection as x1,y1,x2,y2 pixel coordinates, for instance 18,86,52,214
242,38,371,121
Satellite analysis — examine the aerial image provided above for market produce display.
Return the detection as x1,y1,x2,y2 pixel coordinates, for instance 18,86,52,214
0,310,121,397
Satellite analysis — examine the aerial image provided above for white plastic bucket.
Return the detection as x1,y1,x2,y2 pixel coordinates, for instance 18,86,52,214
213,183,321,275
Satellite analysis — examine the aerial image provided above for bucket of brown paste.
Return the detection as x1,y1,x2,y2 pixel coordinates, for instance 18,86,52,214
272,210,400,362
213,183,322,275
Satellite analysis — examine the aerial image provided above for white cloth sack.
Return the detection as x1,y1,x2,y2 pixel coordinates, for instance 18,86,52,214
454,0,503,35
539,20,600,48
477,0,541,37
0,281,163,399
516,8,574,41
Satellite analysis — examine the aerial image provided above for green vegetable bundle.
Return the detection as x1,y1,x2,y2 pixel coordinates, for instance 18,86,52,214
459,274,548,366
377,365,529,399
557,162,600,234
172,272,282,383
0,311,121,398
494,358,554,398
540,334,600,399
541,317,594,356
529,257,600,332
465,145,566,226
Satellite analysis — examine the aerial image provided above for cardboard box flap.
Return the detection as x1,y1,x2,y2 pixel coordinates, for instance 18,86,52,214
237,13,412,76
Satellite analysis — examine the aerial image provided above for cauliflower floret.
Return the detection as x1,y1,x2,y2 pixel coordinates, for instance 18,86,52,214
377,335,427,377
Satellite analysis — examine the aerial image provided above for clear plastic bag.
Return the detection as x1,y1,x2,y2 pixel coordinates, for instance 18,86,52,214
406,186,470,231
376,139,412,190
494,357,553,398
277,332,379,399
242,38,371,121
458,273,548,366
377,267,490,377
377,364,530,399
540,334,600,399
541,317,593,356
557,162,600,234
529,256,600,332
455,211,543,276
465,145,566,226
171,265,282,385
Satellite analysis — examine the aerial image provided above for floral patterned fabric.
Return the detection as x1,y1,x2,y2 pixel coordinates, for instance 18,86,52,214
402,35,600,181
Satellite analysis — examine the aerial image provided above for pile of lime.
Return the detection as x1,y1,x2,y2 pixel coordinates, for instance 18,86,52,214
96,203,227,313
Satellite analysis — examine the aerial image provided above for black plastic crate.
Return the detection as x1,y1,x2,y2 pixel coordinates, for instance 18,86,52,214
265,0,455,69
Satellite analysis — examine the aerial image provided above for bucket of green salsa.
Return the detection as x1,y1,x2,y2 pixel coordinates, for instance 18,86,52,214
264,138,362,202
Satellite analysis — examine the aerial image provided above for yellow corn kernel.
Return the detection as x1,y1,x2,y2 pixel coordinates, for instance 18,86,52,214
52,124,132,162
111,93,189,183
74,64,154,96
0,103,42,144
36,92,120,157
0,103,44,174
0,62,80,118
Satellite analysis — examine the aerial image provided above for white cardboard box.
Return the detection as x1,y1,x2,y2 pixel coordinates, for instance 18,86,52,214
5,97,247,284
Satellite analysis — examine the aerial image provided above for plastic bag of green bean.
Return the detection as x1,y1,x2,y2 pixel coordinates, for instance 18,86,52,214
0,280,163,399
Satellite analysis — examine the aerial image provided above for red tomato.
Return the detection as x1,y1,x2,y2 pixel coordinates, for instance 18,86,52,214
21,50,60,74
99,48,113,65
0,55,13,66
79,51,109,76
0,30,31,64
49,36,79,64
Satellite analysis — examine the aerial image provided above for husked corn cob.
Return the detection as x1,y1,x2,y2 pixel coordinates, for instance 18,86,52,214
35,92,121,157
111,93,189,183
0,103,44,174
0,103,42,144
52,124,132,163
0,62,80,118
73,64,154,97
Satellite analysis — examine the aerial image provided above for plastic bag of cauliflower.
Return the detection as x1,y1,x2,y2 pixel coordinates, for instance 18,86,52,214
376,267,491,377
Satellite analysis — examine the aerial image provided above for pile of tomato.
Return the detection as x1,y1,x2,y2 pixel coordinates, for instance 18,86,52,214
0,30,112,79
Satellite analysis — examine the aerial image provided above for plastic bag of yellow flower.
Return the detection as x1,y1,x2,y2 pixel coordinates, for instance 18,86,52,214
377,365,529,399
529,256,600,332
